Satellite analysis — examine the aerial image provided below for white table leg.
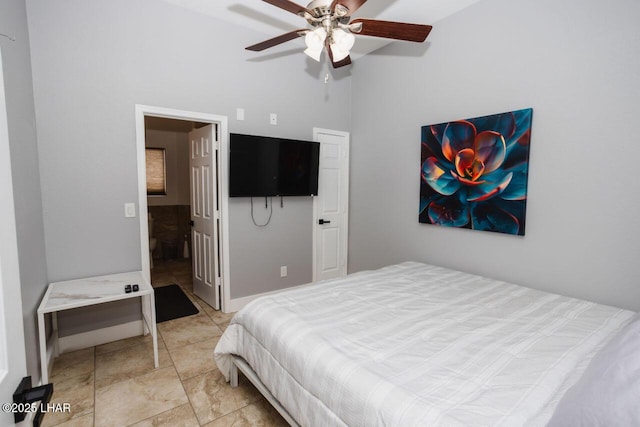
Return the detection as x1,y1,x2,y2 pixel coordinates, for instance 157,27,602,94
150,293,158,368
141,294,150,336
52,311,59,357
142,293,159,368
38,312,48,384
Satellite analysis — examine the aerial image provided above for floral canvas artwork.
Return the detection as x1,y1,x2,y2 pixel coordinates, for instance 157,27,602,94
419,108,533,235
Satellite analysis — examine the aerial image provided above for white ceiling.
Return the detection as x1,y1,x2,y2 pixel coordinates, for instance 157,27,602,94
158,0,481,60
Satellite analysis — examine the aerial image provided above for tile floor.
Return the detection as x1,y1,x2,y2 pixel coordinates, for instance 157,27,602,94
43,258,288,427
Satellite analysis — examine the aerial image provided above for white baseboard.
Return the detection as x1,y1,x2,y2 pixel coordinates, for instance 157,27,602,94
224,294,256,313
57,320,144,354
224,282,313,313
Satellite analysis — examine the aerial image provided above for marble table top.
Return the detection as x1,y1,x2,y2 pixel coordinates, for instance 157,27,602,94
39,271,152,313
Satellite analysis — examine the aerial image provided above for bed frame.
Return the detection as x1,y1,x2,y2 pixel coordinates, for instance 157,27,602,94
229,355,300,426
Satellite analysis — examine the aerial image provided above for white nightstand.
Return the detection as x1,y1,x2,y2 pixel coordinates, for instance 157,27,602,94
37,271,158,383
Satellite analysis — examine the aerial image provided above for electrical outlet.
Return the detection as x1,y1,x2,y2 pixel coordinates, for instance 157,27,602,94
280,266,287,277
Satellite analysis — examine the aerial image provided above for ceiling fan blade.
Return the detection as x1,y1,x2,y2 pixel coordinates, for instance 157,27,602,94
326,42,352,68
332,55,352,68
246,29,307,51
330,0,367,16
262,0,309,16
350,19,433,42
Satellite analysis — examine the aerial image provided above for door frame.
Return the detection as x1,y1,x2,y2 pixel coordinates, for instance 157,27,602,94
0,46,28,426
312,127,350,282
134,105,231,311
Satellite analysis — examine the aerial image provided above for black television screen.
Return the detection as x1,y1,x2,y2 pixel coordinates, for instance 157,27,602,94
229,134,319,197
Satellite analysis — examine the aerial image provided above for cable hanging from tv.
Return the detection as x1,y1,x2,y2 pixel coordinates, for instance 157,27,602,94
0,32,16,42
251,197,273,227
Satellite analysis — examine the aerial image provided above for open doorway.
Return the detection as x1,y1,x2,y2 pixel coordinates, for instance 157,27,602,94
135,105,230,312
144,117,204,302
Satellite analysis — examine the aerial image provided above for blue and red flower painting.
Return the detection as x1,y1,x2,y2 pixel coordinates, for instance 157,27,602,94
419,108,533,236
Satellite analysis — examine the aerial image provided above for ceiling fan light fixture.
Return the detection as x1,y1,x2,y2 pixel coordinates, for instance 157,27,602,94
334,4,349,17
330,45,349,62
304,27,327,62
329,28,355,62
304,46,324,61
246,0,433,69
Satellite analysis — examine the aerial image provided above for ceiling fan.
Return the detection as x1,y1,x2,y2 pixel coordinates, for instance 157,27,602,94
246,0,433,68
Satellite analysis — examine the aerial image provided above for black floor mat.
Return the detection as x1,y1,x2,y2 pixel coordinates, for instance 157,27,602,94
154,284,199,323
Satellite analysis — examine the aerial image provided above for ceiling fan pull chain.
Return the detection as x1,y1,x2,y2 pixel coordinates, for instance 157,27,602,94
323,54,330,84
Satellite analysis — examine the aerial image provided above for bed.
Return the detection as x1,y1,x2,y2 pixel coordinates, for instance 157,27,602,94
214,262,639,426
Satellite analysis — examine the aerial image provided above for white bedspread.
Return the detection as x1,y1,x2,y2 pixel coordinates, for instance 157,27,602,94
214,262,634,426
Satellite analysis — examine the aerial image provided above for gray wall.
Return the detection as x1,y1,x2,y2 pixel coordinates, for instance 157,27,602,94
229,197,314,299
0,0,48,383
22,0,639,361
26,0,351,332
348,0,640,311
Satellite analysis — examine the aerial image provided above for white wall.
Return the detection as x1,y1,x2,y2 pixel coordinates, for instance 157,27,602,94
348,0,640,310
146,129,190,207
26,0,351,334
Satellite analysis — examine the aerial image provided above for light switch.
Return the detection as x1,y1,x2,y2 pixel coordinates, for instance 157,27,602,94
124,203,136,218
236,108,245,121
270,113,277,125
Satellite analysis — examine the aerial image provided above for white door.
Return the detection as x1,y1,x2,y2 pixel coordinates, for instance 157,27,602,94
189,124,221,310
313,128,350,282
0,49,28,426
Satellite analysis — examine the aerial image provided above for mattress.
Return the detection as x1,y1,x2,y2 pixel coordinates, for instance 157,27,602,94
214,262,634,426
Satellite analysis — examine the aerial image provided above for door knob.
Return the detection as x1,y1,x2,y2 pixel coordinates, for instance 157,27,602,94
318,219,331,225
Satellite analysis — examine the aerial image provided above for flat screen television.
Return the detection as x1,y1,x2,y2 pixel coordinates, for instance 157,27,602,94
229,133,320,197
